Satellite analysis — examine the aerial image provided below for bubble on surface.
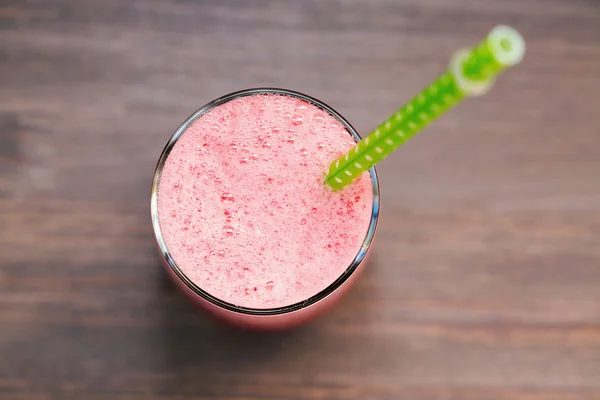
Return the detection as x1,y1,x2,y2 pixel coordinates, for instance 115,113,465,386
292,115,303,126
313,112,325,123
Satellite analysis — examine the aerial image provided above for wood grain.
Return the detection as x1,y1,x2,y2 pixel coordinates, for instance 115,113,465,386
1,0,599,399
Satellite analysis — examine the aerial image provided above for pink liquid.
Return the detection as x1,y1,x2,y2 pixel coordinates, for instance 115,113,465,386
157,93,373,309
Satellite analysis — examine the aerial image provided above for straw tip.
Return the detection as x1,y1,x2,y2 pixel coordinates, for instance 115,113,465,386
489,25,526,66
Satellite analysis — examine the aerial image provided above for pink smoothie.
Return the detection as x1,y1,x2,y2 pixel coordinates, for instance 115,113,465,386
157,93,373,309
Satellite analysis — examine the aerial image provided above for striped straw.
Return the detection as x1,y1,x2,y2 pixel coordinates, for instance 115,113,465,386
325,25,525,190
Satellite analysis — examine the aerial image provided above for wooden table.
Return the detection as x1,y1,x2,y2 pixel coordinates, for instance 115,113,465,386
1,1,599,399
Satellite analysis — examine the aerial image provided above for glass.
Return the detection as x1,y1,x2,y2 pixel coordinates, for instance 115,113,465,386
150,88,380,330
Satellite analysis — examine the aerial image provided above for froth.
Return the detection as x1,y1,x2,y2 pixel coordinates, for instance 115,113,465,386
157,93,373,309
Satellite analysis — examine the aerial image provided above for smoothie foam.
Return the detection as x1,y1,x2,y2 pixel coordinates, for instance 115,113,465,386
157,93,373,309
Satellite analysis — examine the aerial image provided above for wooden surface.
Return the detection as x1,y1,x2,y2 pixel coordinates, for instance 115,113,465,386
1,1,600,399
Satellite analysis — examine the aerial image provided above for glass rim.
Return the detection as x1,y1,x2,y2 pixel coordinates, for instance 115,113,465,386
150,87,380,316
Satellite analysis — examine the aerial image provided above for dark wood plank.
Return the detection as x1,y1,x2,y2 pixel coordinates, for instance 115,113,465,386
1,0,599,399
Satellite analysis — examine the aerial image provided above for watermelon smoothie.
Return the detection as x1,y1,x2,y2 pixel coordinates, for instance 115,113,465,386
151,89,379,329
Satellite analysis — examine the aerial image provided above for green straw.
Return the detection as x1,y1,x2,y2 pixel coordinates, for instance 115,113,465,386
325,25,525,190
